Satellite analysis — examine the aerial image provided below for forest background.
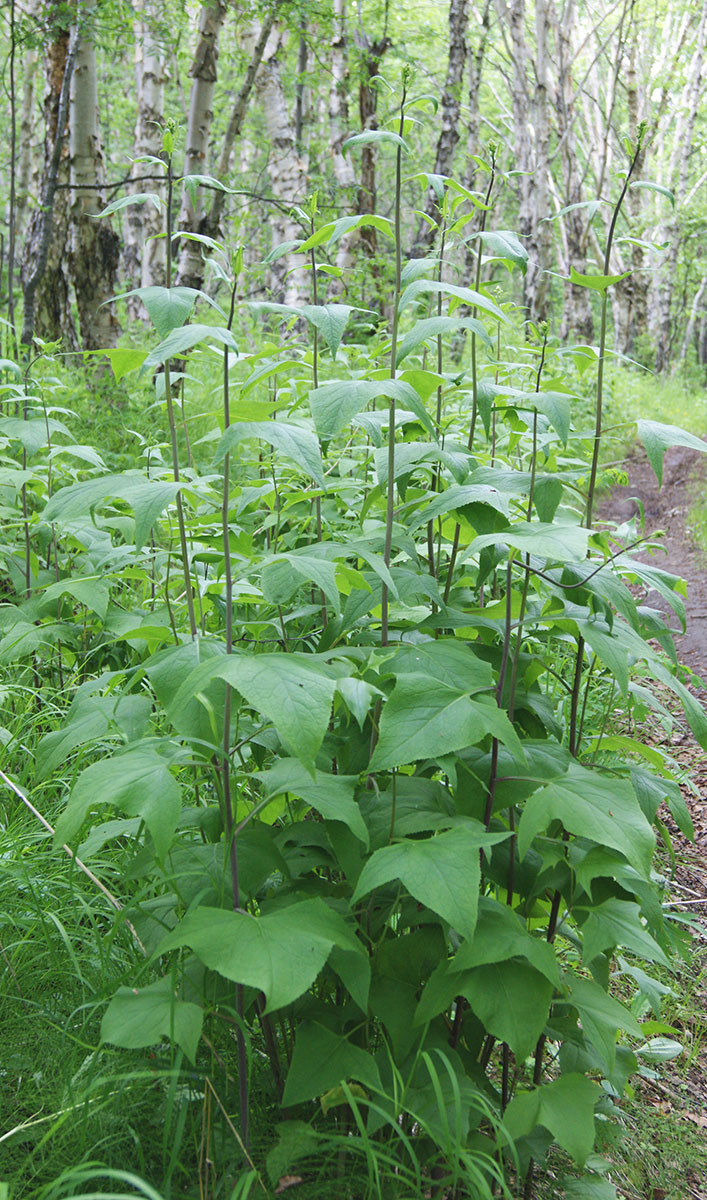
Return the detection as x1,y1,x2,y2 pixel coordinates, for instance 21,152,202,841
2,2,707,1200
9,0,707,367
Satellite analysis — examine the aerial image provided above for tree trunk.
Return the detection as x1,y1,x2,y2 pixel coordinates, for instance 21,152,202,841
412,0,470,255
506,0,551,327
124,0,167,311
16,47,38,242
463,0,491,193
20,19,78,349
192,12,275,289
551,0,593,343
328,0,357,280
251,23,309,305
614,33,647,356
354,29,391,264
175,0,227,291
655,0,707,372
68,29,122,349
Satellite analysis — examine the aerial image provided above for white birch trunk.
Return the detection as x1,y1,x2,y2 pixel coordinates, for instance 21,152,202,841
655,0,707,371
20,19,78,348
328,0,357,279
175,0,227,291
413,0,470,254
16,47,37,241
125,0,167,308
250,23,309,306
68,29,121,348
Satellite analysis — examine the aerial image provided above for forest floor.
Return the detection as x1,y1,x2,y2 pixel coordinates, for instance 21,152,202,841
598,447,707,1200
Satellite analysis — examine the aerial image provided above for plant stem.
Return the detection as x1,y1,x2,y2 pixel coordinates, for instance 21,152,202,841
380,78,407,647
164,152,197,639
443,159,496,604
310,212,328,627
220,274,250,1145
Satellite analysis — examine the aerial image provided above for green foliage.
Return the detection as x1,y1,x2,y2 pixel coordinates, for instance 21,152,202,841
0,130,700,1200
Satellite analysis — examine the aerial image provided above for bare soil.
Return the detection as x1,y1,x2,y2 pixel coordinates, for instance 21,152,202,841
599,446,707,1200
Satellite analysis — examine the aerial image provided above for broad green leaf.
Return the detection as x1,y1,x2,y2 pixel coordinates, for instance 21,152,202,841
369,676,522,770
99,192,163,217
54,745,181,858
471,522,589,562
451,896,560,984
399,279,506,322
578,898,670,968
101,977,202,1063
503,1074,600,1167
395,316,493,365
0,416,70,455
261,553,340,614
50,443,106,468
142,323,238,371
36,691,152,780
385,639,494,693
636,1037,683,1062
636,419,707,486
41,576,110,621
649,659,707,750
351,825,509,939
469,229,528,273
126,286,198,336
518,761,655,878
158,899,361,1012
344,130,409,151
577,620,629,695
564,972,641,1070
88,347,148,380
562,1179,618,1200
629,180,675,206
406,483,509,530
513,390,572,443
257,758,368,845
43,472,181,550
335,677,380,728
568,266,630,291
309,377,433,439
460,959,554,1059
534,476,563,522
301,304,353,358
170,652,339,767
215,420,325,488
282,1021,381,1106
147,639,226,749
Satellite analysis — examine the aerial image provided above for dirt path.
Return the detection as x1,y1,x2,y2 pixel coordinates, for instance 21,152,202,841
601,445,707,844
600,447,707,1200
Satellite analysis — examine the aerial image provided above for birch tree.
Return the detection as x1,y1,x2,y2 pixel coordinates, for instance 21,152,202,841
328,0,358,278
175,0,227,291
412,0,470,254
68,23,121,349
549,0,593,342
654,0,707,371
124,0,168,306
20,14,78,348
248,20,309,305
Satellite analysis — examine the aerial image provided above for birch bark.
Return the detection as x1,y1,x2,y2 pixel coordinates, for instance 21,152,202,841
124,0,167,306
250,23,309,305
328,0,357,279
175,0,227,291
68,27,121,349
412,0,470,254
654,0,707,371
550,0,593,342
20,18,78,348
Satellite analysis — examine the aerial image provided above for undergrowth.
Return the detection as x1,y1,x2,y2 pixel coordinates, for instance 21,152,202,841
1,109,707,1200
